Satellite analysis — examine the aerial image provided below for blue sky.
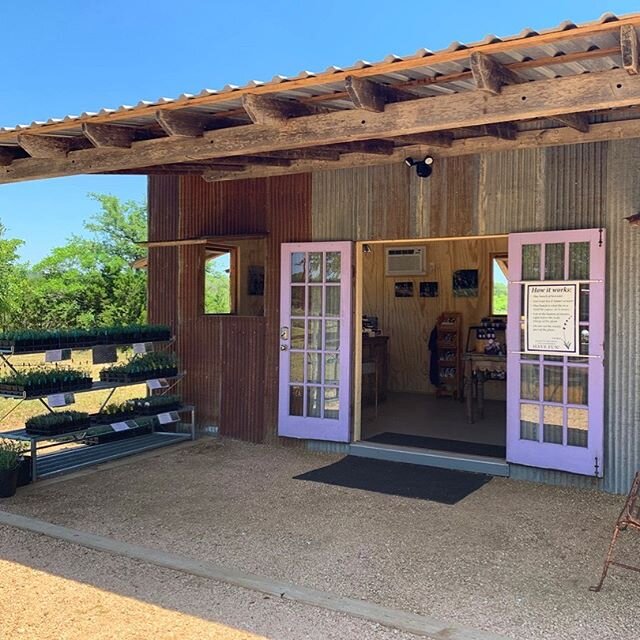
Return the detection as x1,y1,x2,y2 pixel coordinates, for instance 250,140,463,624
1,1,637,261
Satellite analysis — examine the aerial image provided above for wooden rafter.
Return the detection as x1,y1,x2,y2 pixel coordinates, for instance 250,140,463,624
83,123,137,148
621,24,640,75
4,68,640,184
0,147,20,166
242,94,329,126
326,140,395,155
470,51,522,94
481,123,518,140
156,110,241,137
258,148,341,161
344,75,416,112
17,134,74,158
551,113,590,133
391,133,453,148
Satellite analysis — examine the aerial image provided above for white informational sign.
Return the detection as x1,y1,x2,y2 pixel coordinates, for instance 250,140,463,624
524,282,579,355
45,349,71,363
157,411,179,425
47,393,75,408
133,342,150,355
111,421,130,432
147,378,169,391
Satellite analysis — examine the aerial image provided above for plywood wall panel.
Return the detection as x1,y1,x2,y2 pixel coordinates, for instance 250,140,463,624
362,237,507,394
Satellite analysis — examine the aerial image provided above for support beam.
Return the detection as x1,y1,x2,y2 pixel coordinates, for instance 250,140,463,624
109,163,248,175
17,133,74,158
201,167,246,182
5,68,640,184
481,123,518,140
213,156,292,167
621,24,640,75
156,110,240,137
470,51,522,94
0,147,20,166
551,112,590,133
260,148,342,161
82,123,137,148
242,94,328,125
391,132,453,147
327,140,395,155
344,75,416,112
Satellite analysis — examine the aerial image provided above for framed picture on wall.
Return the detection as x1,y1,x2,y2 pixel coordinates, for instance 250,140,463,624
419,281,439,297
453,269,479,297
394,281,414,297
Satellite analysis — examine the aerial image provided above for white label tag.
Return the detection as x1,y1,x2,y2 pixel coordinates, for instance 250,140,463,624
111,421,130,432
133,342,149,354
47,393,75,407
157,411,179,425
45,349,71,362
147,378,169,390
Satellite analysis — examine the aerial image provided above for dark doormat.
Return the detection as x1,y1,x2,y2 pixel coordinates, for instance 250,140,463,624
293,456,492,505
367,432,506,459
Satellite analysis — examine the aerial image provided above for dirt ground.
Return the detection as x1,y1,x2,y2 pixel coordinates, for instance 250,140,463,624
1,438,638,640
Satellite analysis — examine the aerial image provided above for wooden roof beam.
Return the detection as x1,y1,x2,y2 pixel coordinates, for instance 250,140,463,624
214,156,292,167
241,94,329,126
471,52,587,132
326,140,395,155
17,133,75,158
481,123,518,140
470,51,522,95
258,148,342,161
344,75,416,112
621,25,640,75
0,147,21,166
82,123,137,148
6,68,640,184
391,132,453,148
551,112,590,133
156,110,241,137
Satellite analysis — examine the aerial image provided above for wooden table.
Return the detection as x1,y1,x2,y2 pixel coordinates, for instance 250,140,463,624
463,353,506,423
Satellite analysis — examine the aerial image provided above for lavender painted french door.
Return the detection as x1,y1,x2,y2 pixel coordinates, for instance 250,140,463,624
278,242,352,442
507,229,605,477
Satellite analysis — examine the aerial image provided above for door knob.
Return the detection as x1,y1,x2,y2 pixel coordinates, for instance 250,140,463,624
280,344,288,351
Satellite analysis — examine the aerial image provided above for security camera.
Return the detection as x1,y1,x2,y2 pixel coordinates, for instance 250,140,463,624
404,156,434,178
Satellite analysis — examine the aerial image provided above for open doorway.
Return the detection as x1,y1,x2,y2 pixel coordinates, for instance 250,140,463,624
357,235,508,459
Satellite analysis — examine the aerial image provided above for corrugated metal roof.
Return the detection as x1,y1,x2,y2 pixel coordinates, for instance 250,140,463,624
0,12,638,144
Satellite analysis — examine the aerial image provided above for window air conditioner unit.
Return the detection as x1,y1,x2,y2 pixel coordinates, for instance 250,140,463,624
385,246,426,276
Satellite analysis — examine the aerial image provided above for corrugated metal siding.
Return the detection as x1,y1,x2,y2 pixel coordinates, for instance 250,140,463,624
602,140,640,494
147,175,179,330
148,173,312,443
309,140,640,493
311,159,477,241
480,140,639,494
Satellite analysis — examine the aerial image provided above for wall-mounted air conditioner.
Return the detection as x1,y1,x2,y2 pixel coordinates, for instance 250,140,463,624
385,246,426,276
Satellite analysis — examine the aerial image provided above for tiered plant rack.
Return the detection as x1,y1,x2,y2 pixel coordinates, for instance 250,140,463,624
0,327,195,482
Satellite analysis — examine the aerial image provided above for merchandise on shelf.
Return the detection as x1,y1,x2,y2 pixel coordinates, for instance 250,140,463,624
99,352,178,383
0,367,93,398
25,410,91,436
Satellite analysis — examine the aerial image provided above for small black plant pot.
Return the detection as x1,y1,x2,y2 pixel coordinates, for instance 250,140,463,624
0,467,18,498
17,457,32,487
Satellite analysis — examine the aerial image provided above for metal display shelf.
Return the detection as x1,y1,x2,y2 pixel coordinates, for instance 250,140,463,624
2,405,195,482
0,336,172,356
36,432,191,479
0,373,184,400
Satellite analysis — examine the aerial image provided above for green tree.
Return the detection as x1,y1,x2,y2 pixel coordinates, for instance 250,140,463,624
19,194,148,329
0,222,26,330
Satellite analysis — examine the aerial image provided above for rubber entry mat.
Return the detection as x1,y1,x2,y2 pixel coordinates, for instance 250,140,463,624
294,456,492,505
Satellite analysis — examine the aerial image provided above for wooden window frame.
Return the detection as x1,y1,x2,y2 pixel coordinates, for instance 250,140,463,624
490,252,509,317
203,243,238,315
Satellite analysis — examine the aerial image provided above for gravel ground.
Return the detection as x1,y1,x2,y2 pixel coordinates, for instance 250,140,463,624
1,438,639,639
0,526,416,640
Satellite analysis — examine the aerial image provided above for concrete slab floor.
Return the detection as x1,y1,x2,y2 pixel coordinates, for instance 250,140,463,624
1,438,639,640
